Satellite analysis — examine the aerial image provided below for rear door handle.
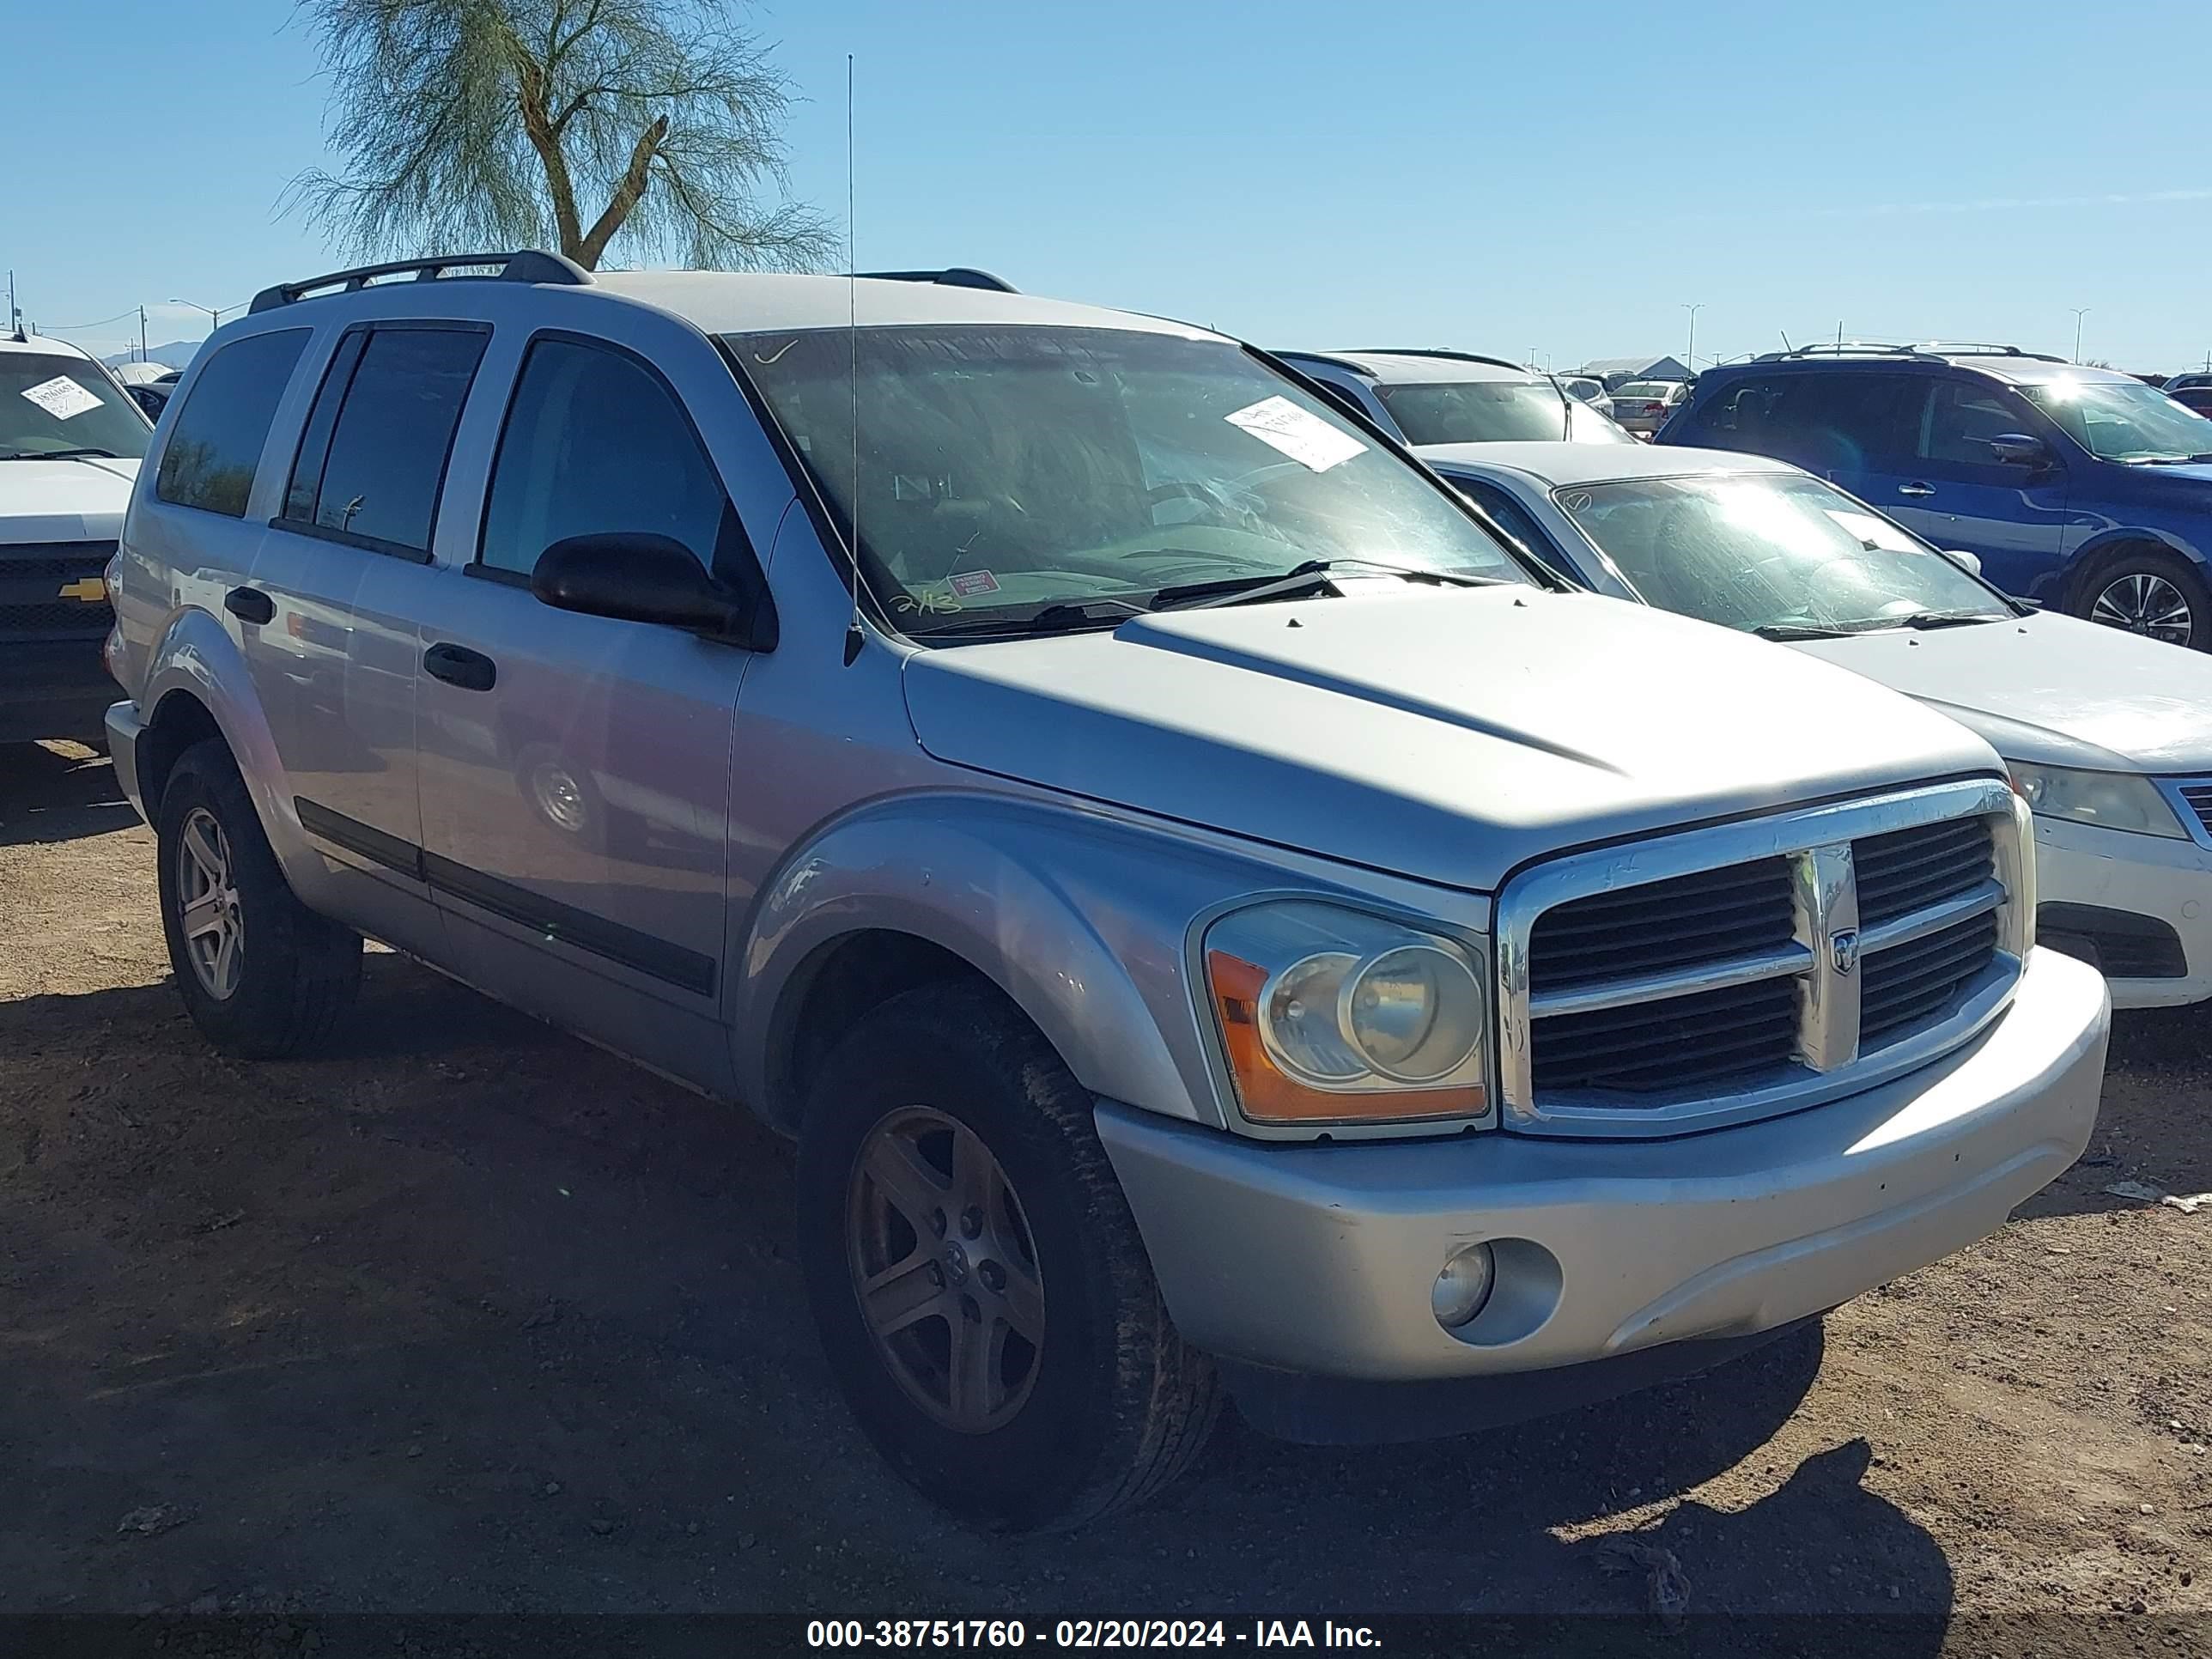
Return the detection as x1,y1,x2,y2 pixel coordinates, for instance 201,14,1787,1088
423,641,497,692
223,586,275,625
1896,483,1936,499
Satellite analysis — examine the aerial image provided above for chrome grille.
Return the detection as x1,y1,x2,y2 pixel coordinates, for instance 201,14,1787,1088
2157,777,2212,848
1496,780,2029,1138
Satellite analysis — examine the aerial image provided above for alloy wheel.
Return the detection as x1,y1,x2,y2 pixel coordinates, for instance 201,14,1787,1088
2090,572,2195,645
846,1105,1046,1434
177,806,244,1000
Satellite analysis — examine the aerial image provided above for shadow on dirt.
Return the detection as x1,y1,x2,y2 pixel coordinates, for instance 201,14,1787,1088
0,741,134,848
0,954,1953,1623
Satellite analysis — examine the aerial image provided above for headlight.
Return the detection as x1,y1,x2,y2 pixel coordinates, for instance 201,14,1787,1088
1202,901,1488,1124
2007,761,2187,840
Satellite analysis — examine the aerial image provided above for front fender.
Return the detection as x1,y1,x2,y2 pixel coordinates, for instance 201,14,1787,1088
2053,524,2205,601
732,791,1425,1132
137,605,316,884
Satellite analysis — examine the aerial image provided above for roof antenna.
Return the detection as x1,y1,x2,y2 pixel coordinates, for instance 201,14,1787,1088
841,53,866,668
1778,329,1794,352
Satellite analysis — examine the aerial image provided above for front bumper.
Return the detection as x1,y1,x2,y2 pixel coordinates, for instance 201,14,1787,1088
2033,813,2212,1008
1097,945,2106,1393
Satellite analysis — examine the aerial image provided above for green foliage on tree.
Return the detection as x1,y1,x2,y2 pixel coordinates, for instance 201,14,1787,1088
289,0,835,271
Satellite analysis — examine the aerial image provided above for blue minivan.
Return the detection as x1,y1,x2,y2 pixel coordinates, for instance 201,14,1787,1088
1659,344,2212,649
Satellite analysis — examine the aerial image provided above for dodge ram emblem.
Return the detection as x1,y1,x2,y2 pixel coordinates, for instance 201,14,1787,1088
1831,930,1861,976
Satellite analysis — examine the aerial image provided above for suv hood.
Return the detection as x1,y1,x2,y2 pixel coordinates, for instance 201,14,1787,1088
0,455,140,542
902,586,1996,893
1790,609,2212,773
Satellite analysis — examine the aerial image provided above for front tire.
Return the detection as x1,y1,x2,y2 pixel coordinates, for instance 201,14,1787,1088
796,981,1219,1529
2073,547,2212,649
155,739,362,1058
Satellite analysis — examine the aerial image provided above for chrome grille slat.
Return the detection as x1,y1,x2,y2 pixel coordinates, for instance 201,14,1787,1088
1495,780,2029,1138
1528,938,1814,1018
1863,913,2002,1042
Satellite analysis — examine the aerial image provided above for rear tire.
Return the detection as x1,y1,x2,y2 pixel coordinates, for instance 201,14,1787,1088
2071,547,2212,649
795,981,1220,1529
155,739,362,1059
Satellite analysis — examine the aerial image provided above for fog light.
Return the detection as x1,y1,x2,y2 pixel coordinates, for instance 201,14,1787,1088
1431,1243,1497,1330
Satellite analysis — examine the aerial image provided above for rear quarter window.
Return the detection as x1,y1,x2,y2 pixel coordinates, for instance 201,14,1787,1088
154,330,312,517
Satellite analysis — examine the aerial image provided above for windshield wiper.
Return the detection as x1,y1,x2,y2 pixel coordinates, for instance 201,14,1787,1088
2133,453,2212,465
1152,557,1498,612
909,598,1149,639
0,447,121,461
1881,608,2006,631
1750,621,1858,641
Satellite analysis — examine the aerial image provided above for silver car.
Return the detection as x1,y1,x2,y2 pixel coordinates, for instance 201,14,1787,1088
104,253,2107,1527
1276,349,1635,445
1613,379,1692,437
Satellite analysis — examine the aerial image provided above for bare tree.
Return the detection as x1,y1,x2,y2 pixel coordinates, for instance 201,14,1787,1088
289,0,836,271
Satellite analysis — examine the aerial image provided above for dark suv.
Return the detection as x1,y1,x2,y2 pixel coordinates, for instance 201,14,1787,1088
1659,343,2212,649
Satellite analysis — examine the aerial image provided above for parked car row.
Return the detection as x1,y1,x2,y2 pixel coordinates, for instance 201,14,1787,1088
99,253,2115,1530
1655,343,2212,650
1420,440,2212,1009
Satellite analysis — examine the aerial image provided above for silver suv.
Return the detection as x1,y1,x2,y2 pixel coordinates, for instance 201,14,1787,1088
104,251,2110,1528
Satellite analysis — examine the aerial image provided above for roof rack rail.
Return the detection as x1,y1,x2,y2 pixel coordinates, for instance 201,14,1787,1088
1756,342,1929,361
856,268,1018,293
247,250,592,315
1912,341,2067,362
1755,340,2069,365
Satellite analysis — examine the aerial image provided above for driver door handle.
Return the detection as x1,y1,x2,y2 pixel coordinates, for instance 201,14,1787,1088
1897,482,1936,498
423,641,496,692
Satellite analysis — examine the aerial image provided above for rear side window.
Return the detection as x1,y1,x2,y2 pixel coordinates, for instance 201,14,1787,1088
477,336,733,578
283,325,489,556
1689,373,1913,471
154,330,310,516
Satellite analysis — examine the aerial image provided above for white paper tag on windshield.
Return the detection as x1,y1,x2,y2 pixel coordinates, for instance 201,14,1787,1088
21,374,103,421
1224,396,1367,472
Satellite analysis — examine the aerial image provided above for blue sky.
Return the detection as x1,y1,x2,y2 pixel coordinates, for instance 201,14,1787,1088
8,1,2211,370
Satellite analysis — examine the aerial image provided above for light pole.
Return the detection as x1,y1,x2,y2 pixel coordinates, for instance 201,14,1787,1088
1681,302,1704,369
2070,307,2091,364
168,297,225,332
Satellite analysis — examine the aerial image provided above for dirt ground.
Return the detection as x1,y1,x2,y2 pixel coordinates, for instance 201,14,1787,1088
4,737,2210,1626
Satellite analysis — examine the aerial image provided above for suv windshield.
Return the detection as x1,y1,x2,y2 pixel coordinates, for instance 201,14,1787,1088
2021,377,2212,463
0,352,150,462
1552,471,2011,634
733,326,1531,634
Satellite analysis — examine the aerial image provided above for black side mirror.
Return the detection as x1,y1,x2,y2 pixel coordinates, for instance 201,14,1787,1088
532,532,775,649
1987,432,2051,468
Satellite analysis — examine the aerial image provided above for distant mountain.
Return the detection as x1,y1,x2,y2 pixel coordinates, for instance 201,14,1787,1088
102,342,200,372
